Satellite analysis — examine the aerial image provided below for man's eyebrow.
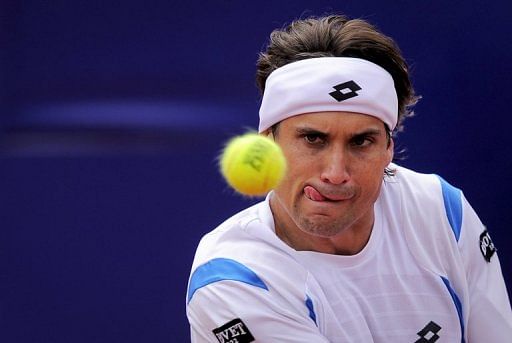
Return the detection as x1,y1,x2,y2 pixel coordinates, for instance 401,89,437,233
295,127,383,136
349,128,383,138
295,127,328,136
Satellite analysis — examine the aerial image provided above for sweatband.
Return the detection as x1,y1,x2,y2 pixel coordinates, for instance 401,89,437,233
258,57,398,132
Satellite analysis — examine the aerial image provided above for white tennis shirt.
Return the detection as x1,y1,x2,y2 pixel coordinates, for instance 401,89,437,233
186,165,512,342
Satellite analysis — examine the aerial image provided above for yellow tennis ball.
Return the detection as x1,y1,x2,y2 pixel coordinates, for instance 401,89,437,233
220,133,287,196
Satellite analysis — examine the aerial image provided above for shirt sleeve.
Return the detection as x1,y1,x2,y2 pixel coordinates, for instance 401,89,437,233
186,275,330,342
458,194,512,341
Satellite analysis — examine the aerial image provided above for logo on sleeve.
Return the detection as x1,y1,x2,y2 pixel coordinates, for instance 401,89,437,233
212,318,255,343
479,229,496,262
329,80,362,102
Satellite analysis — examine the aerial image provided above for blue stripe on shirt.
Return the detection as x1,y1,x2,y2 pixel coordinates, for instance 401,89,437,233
441,276,465,343
305,295,317,326
436,175,463,241
187,258,268,303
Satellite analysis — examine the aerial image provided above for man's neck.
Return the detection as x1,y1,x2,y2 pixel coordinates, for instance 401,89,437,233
270,196,375,255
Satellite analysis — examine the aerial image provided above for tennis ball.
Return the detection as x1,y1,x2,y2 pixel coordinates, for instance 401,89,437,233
220,133,287,196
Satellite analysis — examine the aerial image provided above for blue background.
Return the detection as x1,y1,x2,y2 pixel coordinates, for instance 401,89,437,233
1,1,511,342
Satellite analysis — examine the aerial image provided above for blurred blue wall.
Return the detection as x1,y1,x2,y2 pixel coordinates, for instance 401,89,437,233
1,1,511,341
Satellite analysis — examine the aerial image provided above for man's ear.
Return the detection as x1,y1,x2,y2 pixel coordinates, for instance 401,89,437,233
387,137,394,165
262,128,274,139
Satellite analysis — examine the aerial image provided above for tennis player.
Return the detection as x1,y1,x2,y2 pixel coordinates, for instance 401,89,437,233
186,14,512,342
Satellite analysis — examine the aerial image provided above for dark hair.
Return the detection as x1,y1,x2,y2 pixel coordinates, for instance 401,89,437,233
256,14,420,132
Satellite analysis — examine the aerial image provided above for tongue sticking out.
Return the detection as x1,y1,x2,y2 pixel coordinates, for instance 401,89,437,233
304,186,327,201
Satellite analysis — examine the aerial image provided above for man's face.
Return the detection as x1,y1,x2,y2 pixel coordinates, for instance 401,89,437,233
270,111,393,239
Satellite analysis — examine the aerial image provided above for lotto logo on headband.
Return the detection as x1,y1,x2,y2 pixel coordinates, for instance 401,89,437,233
329,80,362,102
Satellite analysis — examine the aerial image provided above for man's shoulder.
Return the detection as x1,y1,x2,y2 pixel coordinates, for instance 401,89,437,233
187,199,311,305
192,202,263,258
386,164,460,201
389,163,441,184
383,164,465,239
385,163,465,244
191,198,300,272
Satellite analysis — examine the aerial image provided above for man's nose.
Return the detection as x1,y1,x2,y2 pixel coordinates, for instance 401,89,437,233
320,147,350,185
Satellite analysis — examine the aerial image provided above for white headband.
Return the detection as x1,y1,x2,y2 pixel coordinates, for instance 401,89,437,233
258,57,398,132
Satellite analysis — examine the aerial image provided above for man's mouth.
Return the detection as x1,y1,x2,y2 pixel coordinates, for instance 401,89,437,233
303,185,353,202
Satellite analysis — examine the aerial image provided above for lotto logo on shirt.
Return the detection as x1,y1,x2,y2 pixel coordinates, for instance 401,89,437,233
212,318,255,343
479,229,496,262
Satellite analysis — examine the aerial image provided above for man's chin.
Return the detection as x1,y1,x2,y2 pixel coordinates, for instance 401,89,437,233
295,214,347,238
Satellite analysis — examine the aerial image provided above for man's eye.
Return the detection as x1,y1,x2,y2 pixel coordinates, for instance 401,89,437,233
352,135,372,147
304,134,323,144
